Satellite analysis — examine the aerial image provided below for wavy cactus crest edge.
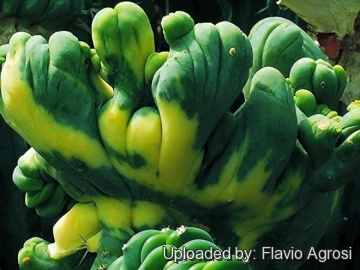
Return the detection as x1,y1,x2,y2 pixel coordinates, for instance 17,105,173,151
0,2,359,270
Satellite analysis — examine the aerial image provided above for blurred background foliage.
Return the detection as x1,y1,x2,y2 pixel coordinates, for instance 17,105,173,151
0,1,358,269
0,0,307,49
